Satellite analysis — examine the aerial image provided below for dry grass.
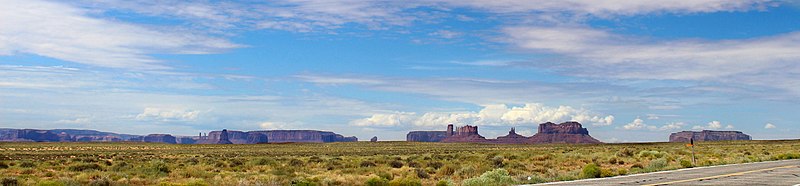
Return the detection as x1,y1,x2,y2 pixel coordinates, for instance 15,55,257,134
0,140,798,185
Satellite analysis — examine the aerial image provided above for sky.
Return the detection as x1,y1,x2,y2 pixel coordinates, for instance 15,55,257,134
1,0,799,142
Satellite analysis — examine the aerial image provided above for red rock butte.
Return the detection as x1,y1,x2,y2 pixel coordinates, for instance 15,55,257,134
408,121,602,144
669,130,751,142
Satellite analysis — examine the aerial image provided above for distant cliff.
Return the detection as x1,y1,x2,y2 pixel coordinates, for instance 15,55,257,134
406,122,602,144
196,130,356,144
528,122,601,144
669,130,751,142
406,131,448,142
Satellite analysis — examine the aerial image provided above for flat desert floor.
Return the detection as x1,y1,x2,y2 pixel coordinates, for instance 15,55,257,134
1,140,799,185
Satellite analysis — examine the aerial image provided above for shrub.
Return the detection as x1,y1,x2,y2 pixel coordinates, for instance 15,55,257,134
35,180,64,186
617,148,634,157
428,161,444,169
462,169,516,186
435,180,453,186
289,159,305,166
582,163,601,178
292,178,320,186
360,161,376,167
491,156,505,168
89,178,112,186
0,162,8,169
365,176,389,186
646,158,668,171
414,168,429,179
148,160,171,175
18,161,35,168
68,163,102,171
390,160,404,168
1,177,17,186
437,165,456,176
229,159,244,167
387,177,421,186
775,153,800,160
680,159,693,168
637,150,666,159
630,163,644,169
608,157,618,164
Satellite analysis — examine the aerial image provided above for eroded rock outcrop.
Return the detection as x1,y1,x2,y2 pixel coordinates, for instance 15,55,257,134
669,130,751,142
528,122,601,144
406,131,448,142
496,127,527,143
217,129,234,144
0,129,62,142
370,136,378,142
196,130,353,144
440,125,488,143
143,134,177,144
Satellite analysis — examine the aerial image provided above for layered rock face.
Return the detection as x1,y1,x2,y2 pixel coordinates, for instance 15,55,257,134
440,125,488,143
406,122,602,144
495,128,527,143
406,131,448,142
0,129,62,142
528,122,601,144
370,136,378,142
196,130,354,144
143,134,177,144
257,130,357,143
217,129,234,144
669,130,751,142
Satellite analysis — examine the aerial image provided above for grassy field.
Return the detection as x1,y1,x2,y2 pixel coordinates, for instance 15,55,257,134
1,140,799,186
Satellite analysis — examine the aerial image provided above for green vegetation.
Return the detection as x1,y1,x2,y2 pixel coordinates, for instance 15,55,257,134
0,140,798,185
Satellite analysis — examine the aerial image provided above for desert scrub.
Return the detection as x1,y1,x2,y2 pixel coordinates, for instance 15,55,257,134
462,169,515,186
581,163,601,178
68,163,103,171
646,158,668,171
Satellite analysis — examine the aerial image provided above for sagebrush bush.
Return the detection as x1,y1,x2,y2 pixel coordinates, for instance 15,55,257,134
360,161,376,167
646,158,668,171
1,177,17,186
68,163,102,172
462,169,515,186
148,160,170,175
0,162,8,169
582,163,601,178
365,176,389,186
387,177,421,186
680,159,693,168
389,160,404,168
414,168,429,179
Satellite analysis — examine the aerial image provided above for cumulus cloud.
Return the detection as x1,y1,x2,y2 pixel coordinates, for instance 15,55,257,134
623,118,685,131
350,112,416,127
692,120,732,130
0,0,240,69
350,103,614,127
135,107,201,122
259,121,291,130
764,123,776,129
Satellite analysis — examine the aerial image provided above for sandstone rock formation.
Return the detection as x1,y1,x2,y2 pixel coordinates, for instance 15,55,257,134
669,130,751,142
0,129,62,142
406,131,448,142
528,122,601,144
370,136,378,142
143,134,177,144
217,129,234,144
440,125,488,143
496,127,527,143
407,122,602,144
196,130,353,144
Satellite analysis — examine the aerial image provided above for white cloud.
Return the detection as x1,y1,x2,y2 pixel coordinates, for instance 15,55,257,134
764,123,776,129
623,118,647,130
692,120,728,130
647,114,660,120
0,0,240,69
56,117,92,124
350,103,614,127
502,26,800,98
438,0,771,17
623,118,684,131
135,107,201,122
259,121,291,130
350,112,417,127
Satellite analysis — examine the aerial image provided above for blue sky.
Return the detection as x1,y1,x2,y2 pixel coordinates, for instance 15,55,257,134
1,0,798,142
